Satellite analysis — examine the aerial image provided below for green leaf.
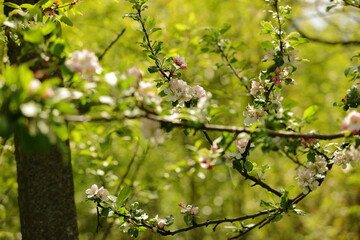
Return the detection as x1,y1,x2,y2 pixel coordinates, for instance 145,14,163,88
184,215,193,225
244,161,253,171
307,151,315,162
128,228,139,238
165,215,174,226
3,2,20,9
233,160,242,171
302,105,319,120
117,186,133,204
280,191,289,210
272,214,283,222
49,40,65,56
24,29,43,44
260,40,274,50
20,3,34,8
41,22,56,35
260,200,274,208
101,207,110,217
60,16,73,26
147,66,159,73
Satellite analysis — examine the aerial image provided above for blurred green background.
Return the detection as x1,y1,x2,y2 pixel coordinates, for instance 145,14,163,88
1,0,360,239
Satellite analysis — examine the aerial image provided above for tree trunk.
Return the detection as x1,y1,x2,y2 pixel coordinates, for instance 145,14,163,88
14,137,78,240
5,1,79,239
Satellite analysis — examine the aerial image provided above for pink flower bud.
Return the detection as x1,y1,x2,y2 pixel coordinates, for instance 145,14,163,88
173,55,187,69
178,202,186,208
275,67,281,74
271,76,281,86
211,144,218,151
157,219,166,228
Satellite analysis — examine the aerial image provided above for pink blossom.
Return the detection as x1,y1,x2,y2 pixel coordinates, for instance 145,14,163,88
190,206,199,215
65,49,102,76
192,85,206,98
85,184,111,202
126,66,143,80
85,184,99,198
173,55,187,69
342,110,360,133
234,139,249,154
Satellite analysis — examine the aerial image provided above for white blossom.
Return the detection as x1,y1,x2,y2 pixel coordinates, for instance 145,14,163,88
297,169,319,194
243,105,266,126
85,184,115,202
65,49,102,78
164,79,193,104
307,155,328,174
192,85,206,98
250,81,263,96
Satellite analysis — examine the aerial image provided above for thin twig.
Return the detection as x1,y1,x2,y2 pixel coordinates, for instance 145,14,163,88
237,168,282,197
101,143,140,240
98,28,126,61
216,43,249,91
136,9,171,81
202,131,213,145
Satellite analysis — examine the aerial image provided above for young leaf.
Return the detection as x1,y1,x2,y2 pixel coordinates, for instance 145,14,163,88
60,16,73,27
302,105,319,120
117,186,133,204
184,215,193,225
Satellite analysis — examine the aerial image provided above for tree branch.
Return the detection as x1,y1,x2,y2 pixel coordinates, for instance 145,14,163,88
292,21,360,46
64,113,352,140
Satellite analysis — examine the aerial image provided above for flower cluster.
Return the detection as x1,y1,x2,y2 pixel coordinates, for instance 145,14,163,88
243,105,267,126
65,49,102,79
342,110,360,134
85,184,116,202
178,202,199,215
227,139,250,160
164,79,206,105
296,169,319,194
297,155,329,194
197,144,221,169
250,81,264,96
333,144,360,169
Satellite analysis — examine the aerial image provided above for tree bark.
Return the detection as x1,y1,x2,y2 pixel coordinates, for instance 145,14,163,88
14,137,78,240
5,1,79,239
